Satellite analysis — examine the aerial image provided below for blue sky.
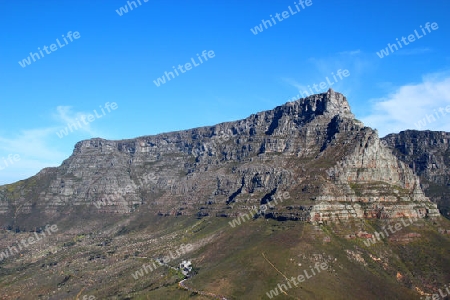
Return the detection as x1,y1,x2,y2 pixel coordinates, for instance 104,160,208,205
0,0,449,184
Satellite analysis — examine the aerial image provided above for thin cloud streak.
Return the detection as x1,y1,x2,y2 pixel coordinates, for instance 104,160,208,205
362,72,450,137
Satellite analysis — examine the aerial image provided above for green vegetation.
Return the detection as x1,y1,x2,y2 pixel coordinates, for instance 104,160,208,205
0,211,449,299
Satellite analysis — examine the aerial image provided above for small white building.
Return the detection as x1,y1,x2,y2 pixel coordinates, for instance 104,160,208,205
179,260,192,276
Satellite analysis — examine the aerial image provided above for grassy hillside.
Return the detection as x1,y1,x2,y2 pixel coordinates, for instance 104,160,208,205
1,210,449,299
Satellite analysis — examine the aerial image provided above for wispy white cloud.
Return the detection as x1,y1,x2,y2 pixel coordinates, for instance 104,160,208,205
281,78,305,92
338,50,361,55
53,106,97,136
395,47,432,56
0,105,106,184
0,128,62,160
282,50,376,101
361,72,450,137
0,128,68,184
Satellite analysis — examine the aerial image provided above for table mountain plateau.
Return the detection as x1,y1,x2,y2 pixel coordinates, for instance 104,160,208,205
0,89,441,230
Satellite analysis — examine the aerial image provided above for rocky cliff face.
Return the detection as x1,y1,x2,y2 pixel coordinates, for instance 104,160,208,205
383,130,450,218
0,89,439,229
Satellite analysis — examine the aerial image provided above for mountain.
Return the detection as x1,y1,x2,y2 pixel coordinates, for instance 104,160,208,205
0,90,449,300
0,89,439,229
383,130,450,218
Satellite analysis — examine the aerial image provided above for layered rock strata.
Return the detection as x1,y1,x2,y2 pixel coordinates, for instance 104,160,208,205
0,89,439,228
383,130,450,218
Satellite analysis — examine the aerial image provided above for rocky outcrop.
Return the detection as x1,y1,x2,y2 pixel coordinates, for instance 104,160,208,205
0,89,440,228
382,130,450,218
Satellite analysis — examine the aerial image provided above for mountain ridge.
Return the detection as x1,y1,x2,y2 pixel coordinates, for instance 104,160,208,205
383,130,450,218
1,90,450,300
0,89,440,230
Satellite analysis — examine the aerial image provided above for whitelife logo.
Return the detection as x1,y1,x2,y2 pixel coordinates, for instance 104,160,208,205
414,105,450,129
92,173,156,209
115,0,149,16
420,284,450,300
228,192,291,228
286,69,350,102
376,22,438,58
153,50,215,87
363,211,426,247
55,102,118,138
18,31,81,68
0,154,20,171
0,224,59,262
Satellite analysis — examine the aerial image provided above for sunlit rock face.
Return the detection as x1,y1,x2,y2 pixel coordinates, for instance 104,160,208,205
0,89,440,228
383,130,450,218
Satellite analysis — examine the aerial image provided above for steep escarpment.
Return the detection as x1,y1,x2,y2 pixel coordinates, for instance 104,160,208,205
383,130,450,218
0,90,439,229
